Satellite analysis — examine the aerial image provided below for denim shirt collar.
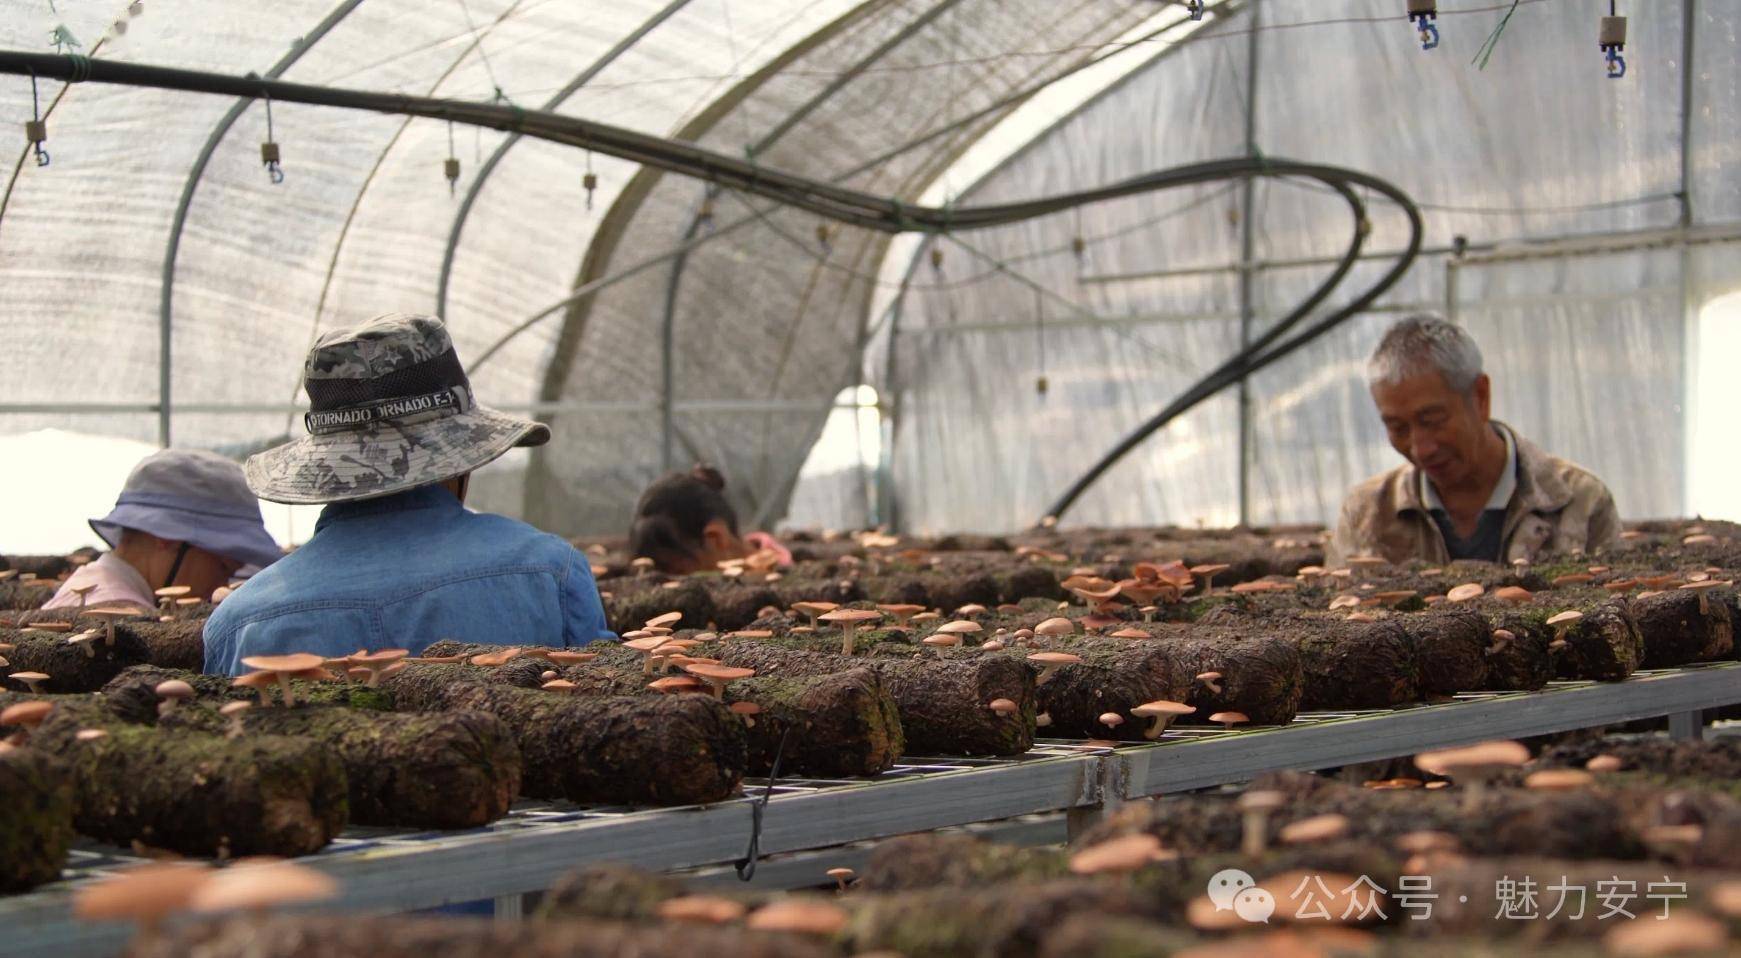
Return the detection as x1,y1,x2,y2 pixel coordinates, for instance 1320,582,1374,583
314,484,461,534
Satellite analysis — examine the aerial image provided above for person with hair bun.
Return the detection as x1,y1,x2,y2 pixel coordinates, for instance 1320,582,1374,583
629,465,792,574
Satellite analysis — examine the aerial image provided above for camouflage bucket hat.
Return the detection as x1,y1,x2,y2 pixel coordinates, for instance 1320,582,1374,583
245,313,549,505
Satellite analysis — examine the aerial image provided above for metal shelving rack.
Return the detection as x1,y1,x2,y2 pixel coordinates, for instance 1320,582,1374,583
4,662,1737,958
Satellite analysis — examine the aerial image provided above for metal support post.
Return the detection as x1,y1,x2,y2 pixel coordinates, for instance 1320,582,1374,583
1668,709,1705,741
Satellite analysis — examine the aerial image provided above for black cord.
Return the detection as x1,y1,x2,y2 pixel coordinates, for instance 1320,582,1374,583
734,726,791,881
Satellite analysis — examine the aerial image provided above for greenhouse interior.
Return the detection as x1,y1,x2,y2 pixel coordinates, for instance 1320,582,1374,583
2,0,1740,955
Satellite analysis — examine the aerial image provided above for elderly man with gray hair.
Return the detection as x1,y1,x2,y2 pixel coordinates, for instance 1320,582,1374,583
1327,316,1620,567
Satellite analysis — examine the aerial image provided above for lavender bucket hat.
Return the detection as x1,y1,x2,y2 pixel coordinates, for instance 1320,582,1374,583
90,449,285,570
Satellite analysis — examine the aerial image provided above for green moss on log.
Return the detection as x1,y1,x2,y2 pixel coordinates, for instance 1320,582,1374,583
25,695,346,857
0,745,73,892
381,663,745,805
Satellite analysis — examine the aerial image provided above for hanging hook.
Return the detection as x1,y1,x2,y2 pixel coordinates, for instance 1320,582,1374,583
1184,0,1204,21
260,89,283,184
582,150,598,210
443,117,461,197
1599,11,1627,79
25,69,49,167
1407,1,1439,51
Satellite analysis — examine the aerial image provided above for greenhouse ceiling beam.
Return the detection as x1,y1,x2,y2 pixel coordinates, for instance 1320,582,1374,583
304,0,528,400
472,3,1229,374
870,1,1237,529
432,0,694,320
525,0,891,530
154,0,365,447
655,0,976,469
0,398,853,416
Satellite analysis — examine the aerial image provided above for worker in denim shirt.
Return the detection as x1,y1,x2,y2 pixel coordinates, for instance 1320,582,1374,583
203,313,615,676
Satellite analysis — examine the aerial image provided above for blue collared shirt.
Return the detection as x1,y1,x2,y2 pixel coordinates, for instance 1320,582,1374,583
203,485,615,675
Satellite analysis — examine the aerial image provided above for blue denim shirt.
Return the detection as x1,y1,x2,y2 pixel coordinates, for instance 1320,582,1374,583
203,485,615,676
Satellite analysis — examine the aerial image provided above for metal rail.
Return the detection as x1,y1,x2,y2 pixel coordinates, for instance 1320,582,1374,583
3,662,1735,958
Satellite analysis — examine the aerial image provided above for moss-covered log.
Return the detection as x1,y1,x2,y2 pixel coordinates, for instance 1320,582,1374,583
839,880,1142,958
1481,610,1556,690
426,644,905,778
0,580,56,612
1406,857,1741,942
101,665,394,715
112,618,207,671
128,915,837,958
709,643,1035,756
858,832,1071,892
605,577,717,632
931,637,1192,741
1631,589,1734,667
1392,607,1492,695
1285,616,1420,710
1144,631,1303,725
23,694,347,857
0,625,152,693
1529,598,1643,681
152,700,521,829
381,663,744,805
0,744,73,893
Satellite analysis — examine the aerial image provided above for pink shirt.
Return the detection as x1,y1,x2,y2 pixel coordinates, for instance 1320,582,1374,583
41,552,156,612
743,531,794,568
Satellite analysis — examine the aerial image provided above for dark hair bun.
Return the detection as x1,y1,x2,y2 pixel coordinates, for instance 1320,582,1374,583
690,463,726,491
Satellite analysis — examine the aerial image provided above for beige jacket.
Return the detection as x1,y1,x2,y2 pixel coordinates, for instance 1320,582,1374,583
1327,422,1622,567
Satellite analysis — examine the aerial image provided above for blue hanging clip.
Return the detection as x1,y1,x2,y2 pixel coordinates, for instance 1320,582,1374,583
1407,1,1438,51
1599,15,1627,79
1184,0,1204,21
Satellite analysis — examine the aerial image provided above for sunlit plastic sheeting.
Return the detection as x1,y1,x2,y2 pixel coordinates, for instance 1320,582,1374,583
528,0,1165,536
1691,2,1740,226
874,0,1731,535
0,0,858,453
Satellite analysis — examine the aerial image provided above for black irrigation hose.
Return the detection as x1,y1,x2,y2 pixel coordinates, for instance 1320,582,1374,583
1040,177,1421,524
0,51,1422,521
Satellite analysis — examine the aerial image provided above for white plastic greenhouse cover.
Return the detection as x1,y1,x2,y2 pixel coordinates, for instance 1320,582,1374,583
1,0,1736,538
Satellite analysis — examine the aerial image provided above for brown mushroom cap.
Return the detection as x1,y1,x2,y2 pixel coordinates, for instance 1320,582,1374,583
231,671,277,698
647,676,703,694
1027,651,1083,667
351,648,409,664
1189,563,1231,577
1347,555,1388,569
75,728,109,742
623,637,670,652
1226,795,1285,825
1034,617,1076,636
1546,610,1584,628
540,679,579,694
1415,740,1530,775
1,700,54,727
1586,754,1624,772
644,611,685,629
1132,700,1195,718
187,861,338,913
987,698,1018,716
1603,911,1727,957
7,672,50,692
1279,813,1350,844
935,620,983,634
74,861,216,923
1493,586,1534,605
745,900,850,936
728,701,763,717
1446,583,1485,603
219,701,253,717
1068,833,1173,875
1109,628,1150,639
658,895,748,924
874,604,926,619
153,586,193,600
1098,712,1125,727
239,653,325,673
546,650,600,666
1524,769,1595,790
1208,711,1249,727
819,608,884,626
154,679,195,702
920,634,961,648
685,663,757,684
